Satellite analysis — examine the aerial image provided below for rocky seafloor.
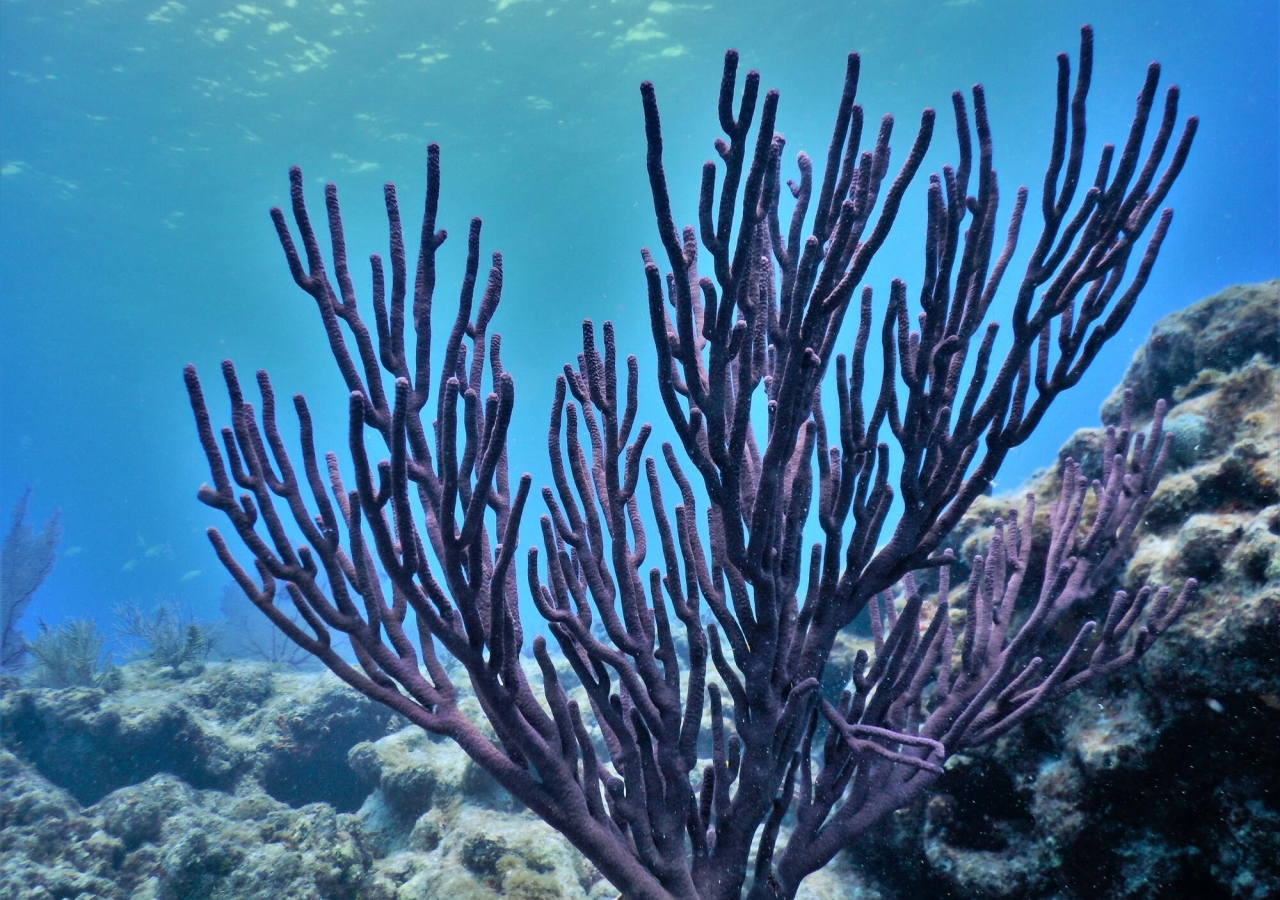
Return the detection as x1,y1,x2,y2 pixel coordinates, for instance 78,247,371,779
1,280,1276,900
845,279,1280,900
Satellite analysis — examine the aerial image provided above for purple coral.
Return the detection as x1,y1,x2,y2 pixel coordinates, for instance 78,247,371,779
185,25,1196,900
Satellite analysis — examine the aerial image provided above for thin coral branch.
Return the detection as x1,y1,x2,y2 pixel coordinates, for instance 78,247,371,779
187,27,1195,900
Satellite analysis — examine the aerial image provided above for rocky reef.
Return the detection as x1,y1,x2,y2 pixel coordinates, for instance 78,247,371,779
845,279,1280,899
2,280,1276,899
0,658,616,900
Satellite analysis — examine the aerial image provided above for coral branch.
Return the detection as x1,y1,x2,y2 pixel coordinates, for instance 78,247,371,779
187,26,1195,900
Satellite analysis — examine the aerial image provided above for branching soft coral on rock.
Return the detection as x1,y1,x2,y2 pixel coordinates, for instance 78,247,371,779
185,25,1198,900
1,489,61,675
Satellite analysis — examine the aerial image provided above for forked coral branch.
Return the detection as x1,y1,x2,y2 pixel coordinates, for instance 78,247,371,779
186,25,1196,900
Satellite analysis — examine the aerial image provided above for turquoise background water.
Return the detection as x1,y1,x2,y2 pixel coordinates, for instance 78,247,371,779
1,0,1276,636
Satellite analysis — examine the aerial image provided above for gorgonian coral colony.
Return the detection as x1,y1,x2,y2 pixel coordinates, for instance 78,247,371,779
185,25,1198,900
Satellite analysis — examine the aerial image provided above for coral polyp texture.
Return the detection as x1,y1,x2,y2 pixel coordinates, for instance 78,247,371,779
182,26,1199,900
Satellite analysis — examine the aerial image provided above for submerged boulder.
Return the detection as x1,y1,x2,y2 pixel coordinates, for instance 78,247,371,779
854,279,1280,900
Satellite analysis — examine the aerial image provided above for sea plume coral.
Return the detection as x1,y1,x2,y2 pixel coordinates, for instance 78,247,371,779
1,489,61,674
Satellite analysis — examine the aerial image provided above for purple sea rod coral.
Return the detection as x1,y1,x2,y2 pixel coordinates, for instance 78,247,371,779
184,26,1198,900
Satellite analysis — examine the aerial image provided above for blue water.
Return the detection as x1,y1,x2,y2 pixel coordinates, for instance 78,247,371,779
1,0,1276,635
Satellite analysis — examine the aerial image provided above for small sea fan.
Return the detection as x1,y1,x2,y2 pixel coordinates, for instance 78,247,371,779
1,489,61,673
